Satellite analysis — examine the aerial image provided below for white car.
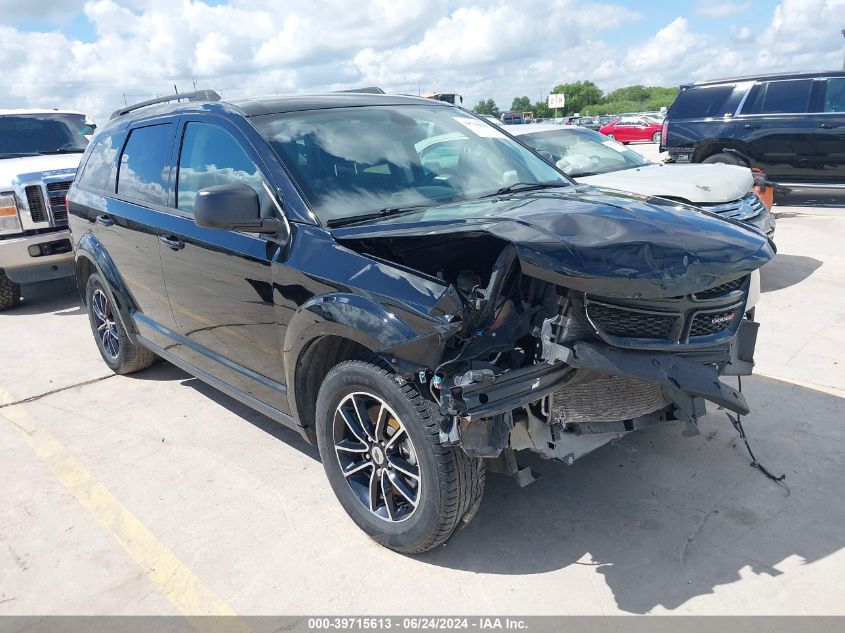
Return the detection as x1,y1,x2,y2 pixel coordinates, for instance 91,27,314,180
0,109,93,310
509,124,775,237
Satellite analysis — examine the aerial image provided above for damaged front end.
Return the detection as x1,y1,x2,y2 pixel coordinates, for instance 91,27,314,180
334,189,775,473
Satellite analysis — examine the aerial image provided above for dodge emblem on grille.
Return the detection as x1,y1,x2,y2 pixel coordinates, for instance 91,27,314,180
711,313,735,325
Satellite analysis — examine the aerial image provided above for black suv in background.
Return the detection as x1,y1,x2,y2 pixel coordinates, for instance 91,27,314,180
661,71,845,188
68,91,773,553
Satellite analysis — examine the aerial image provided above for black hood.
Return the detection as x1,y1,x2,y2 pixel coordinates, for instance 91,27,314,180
331,187,775,299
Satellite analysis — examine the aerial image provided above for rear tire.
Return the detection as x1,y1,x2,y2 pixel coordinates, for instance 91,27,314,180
85,273,155,374
315,359,485,553
0,270,21,311
702,152,745,166
652,131,661,143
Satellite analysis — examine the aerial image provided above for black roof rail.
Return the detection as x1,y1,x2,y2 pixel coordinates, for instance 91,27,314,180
110,90,222,119
333,87,385,94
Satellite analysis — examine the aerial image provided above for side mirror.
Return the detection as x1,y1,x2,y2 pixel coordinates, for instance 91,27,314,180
194,183,281,234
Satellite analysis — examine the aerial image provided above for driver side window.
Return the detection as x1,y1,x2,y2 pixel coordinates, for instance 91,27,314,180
177,122,266,214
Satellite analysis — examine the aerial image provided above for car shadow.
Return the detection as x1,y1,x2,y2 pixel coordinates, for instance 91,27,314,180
131,360,320,459
5,277,83,316
414,375,845,613
760,253,822,292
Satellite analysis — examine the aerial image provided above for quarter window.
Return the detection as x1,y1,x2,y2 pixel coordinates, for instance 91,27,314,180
177,122,264,213
117,124,174,206
822,78,845,113
78,134,119,192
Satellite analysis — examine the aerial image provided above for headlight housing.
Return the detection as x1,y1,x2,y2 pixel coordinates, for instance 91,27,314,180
0,193,22,235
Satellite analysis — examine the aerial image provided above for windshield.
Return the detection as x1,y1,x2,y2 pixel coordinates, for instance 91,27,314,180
0,113,91,158
518,127,650,177
254,105,568,223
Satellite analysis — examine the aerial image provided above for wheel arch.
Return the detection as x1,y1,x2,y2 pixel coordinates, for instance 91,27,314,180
75,232,138,339
283,293,449,443
693,141,751,165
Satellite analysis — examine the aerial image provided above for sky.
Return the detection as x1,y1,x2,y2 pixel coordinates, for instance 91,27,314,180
1,0,844,123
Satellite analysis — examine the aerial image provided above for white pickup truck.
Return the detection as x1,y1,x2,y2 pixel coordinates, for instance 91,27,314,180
0,109,94,310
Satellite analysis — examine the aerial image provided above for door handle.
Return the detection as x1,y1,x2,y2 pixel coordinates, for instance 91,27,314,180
743,124,761,130
159,235,185,250
95,214,114,227
817,122,839,129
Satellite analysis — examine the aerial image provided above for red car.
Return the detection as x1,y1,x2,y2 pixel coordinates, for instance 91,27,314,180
599,117,662,144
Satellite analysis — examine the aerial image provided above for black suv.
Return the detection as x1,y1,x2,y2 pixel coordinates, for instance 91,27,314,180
68,91,773,553
661,70,845,187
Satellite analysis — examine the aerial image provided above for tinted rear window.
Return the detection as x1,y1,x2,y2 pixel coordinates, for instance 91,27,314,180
669,84,736,118
822,78,845,113
78,134,119,192
742,79,813,115
117,124,174,206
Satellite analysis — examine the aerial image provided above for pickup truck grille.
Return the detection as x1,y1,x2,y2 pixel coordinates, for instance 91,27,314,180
46,181,71,222
25,186,48,222
583,275,749,348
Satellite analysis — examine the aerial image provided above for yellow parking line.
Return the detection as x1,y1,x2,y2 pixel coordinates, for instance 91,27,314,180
0,386,248,630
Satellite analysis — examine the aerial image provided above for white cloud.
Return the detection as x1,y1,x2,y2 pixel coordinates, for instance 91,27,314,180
0,0,842,124
695,1,750,18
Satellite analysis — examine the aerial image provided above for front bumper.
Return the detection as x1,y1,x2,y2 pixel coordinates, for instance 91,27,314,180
0,230,74,283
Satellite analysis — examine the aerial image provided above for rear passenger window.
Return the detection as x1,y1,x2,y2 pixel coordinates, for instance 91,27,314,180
117,124,173,206
669,84,736,118
744,80,813,115
78,134,119,192
823,78,845,113
177,122,264,213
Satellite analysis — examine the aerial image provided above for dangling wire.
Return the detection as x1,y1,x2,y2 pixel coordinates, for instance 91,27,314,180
727,375,790,496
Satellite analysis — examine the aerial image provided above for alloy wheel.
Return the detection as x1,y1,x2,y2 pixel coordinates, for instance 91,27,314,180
333,391,421,522
92,288,120,359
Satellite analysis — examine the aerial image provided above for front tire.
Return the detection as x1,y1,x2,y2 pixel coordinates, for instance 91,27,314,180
606,133,616,141
0,270,21,311
315,359,485,553
85,273,155,374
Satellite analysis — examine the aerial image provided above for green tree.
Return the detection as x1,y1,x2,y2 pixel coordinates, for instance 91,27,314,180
550,80,603,115
473,98,500,116
533,100,551,118
510,96,532,112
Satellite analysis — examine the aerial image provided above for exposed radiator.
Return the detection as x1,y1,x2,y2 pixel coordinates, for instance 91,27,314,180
550,374,668,424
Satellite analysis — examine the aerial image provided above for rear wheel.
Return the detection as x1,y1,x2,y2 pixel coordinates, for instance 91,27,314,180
315,359,485,553
652,131,661,143
0,270,21,311
85,273,155,374
702,152,745,166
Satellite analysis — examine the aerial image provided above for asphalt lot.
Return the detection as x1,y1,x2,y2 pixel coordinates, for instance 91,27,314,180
2,143,844,615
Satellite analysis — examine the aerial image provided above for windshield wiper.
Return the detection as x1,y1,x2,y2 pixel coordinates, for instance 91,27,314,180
40,148,85,155
326,203,431,228
479,181,570,199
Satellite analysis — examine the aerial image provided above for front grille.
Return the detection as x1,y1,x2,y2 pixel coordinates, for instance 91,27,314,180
46,181,71,222
586,302,677,339
689,308,741,337
551,375,668,424
25,186,48,222
694,275,747,299
701,193,766,221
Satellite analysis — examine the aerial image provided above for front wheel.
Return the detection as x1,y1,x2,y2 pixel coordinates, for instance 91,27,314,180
606,133,616,141
0,270,21,311
702,152,745,166
315,359,485,553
